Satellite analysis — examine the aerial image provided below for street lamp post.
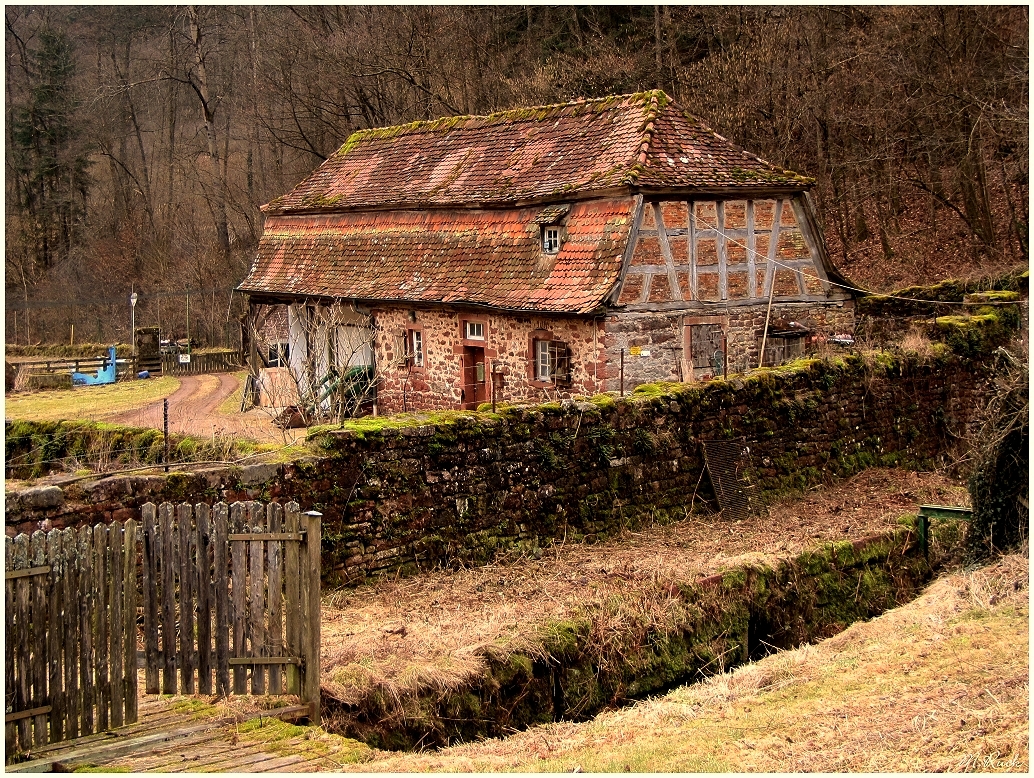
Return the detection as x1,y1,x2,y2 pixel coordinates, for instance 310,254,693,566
130,291,138,360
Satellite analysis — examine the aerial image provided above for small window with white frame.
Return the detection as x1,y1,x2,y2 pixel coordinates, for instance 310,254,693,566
408,328,424,368
464,320,485,340
542,226,561,253
267,342,289,367
535,339,551,381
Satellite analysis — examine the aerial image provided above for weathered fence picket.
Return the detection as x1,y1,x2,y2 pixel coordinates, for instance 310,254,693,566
5,521,138,760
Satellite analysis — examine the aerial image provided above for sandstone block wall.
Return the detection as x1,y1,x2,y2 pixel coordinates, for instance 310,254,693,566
372,307,606,412
602,301,856,388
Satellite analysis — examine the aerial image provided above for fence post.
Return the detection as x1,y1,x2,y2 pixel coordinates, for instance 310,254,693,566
284,503,301,696
122,519,138,724
302,510,321,725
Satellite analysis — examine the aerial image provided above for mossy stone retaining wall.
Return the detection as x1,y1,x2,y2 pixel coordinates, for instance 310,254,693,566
5,350,991,576
299,350,986,585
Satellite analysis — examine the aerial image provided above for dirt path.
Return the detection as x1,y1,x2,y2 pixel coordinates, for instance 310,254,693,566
108,372,291,443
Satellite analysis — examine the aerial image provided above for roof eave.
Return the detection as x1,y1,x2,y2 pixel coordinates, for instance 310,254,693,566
237,289,611,317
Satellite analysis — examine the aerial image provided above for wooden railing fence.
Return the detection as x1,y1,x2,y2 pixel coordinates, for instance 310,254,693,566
160,350,240,376
140,501,321,723
5,521,138,757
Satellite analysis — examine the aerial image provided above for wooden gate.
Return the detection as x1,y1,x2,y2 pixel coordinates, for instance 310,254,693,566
5,521,139,757
139,501,321,723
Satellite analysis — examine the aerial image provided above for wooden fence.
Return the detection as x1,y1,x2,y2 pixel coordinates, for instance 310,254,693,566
160,350,240,376
5,502,321,763
5,521,138,757
140,501,321,722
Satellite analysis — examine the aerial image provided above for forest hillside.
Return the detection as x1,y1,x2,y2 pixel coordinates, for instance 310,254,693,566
5,6,1027,345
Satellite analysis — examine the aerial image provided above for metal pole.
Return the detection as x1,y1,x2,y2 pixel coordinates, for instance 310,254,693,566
620,348,625,397
164,399,170,473
131,291,138,363
185,286,190,352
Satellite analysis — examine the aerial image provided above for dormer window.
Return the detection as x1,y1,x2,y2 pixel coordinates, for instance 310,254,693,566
534,203,569,255
543,227,561,254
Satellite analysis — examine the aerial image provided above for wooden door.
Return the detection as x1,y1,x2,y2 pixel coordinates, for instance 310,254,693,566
461,347,487,409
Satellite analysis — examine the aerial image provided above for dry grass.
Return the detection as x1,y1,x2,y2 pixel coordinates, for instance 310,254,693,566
320,469,969,714
340,552,1029,773
897,324,942,358
4,375,180,421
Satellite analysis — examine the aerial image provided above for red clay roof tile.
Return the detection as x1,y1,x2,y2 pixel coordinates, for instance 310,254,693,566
245,91,815,312
239,200,634,314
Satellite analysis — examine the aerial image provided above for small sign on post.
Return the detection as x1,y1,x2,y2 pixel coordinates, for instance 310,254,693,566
178,354,191,364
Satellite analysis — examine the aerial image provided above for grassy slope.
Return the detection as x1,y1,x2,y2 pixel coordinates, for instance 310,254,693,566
345,554,1028,773
5,376,180,422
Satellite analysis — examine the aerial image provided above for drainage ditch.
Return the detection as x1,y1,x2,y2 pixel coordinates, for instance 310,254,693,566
321,525,950,750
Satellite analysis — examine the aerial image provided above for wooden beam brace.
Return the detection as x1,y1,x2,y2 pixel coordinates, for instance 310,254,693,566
5,565,51,580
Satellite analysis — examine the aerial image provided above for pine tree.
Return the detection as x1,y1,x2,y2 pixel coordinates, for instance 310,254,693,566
8,27,92,273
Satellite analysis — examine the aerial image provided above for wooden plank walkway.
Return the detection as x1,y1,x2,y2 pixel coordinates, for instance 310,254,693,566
5,696,365,773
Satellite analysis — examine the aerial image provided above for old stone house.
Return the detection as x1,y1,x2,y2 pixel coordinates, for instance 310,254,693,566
238,90,855,414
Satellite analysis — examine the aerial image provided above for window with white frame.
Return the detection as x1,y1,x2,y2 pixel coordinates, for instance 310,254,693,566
535,339,551,381
534,339,571,384
408,328,424,367
464,320,485,340
267,342,289,367
542,226,561,253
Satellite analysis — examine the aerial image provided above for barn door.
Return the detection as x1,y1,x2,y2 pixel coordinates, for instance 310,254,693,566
689,323,725,378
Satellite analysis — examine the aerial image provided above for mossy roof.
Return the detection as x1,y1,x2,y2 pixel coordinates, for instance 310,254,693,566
263,90,813,214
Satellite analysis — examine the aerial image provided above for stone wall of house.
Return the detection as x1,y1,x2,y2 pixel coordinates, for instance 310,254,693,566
7,351,991,588
372,306,607,412
602,301,855,388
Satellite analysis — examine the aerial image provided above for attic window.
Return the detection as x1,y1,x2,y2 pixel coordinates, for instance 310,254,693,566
542,227,561,254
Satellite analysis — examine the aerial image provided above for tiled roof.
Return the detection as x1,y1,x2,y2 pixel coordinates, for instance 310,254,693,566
239,199,634,314
264,91,812,214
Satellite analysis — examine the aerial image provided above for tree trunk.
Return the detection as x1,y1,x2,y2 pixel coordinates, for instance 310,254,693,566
188,6,230,257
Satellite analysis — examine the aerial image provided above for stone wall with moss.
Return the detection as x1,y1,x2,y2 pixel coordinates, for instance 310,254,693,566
856,268,1028,341
7,297,1018,582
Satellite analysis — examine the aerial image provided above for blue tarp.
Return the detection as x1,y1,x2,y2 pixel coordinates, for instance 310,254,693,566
72,346,118,386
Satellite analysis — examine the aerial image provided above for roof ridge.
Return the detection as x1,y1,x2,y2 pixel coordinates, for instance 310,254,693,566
636,89,665,164
334,91,667,154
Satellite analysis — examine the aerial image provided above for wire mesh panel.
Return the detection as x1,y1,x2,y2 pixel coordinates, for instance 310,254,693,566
701,439,757,522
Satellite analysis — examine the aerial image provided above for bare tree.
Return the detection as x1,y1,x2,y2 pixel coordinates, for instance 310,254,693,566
244,300,379,427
